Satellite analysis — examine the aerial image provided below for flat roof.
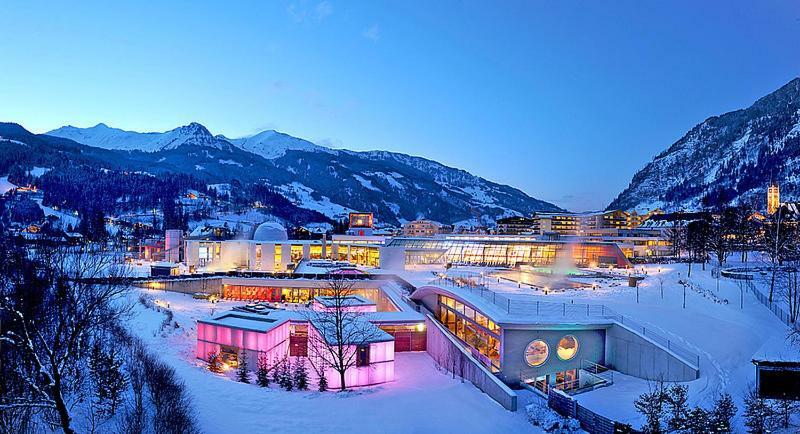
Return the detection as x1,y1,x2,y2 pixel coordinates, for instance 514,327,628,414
198,310,298,333
311,316,394,345
314,295,376,307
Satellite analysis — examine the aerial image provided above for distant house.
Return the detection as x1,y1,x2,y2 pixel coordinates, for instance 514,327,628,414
495,216,537,235
347,212,374,236
402,219,450,237
63,231,85,245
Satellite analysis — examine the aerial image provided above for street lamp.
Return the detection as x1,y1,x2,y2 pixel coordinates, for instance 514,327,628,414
682,282,687,309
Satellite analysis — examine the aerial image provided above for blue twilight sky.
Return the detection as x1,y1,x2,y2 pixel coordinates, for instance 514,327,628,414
1,1,799,211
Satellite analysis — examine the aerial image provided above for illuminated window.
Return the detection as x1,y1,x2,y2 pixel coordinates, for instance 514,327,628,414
525,340,549,367
557,335,579,361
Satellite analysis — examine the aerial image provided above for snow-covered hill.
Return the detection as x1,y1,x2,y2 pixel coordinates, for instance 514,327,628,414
609,77,800,212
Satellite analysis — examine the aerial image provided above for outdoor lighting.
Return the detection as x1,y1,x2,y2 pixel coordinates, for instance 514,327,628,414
416,323,426,332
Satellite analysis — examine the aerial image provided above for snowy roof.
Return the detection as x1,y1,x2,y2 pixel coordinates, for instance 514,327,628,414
252,221,288,241
198,310,298,333
752,334,800,364
310,316,394,345
314,295,376,308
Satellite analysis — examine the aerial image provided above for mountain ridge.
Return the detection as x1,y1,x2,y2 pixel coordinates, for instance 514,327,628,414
608,77,800,212
2,121,565,225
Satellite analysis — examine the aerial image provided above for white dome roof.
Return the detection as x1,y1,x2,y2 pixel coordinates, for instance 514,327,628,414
252,222,288,242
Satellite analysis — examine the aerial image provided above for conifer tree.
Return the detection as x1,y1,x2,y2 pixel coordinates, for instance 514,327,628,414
256,353,270,388
709,393,736,433
743,387,776,434
318,373,328,392
282,358,294,391
685,406,709,434
88,341,127,417
666,384,690,432
271,356,283,385
294,358,309,390
634,381,667,434
236,349,250,383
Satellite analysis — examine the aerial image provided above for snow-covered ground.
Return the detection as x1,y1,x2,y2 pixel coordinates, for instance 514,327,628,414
128,289,540,433
0,176,16,195
34,198,80,229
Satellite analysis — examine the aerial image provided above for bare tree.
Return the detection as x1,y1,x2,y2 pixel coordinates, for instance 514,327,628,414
761,211,796,303
0,243,130,434
709,214,732,267
666,220,686,259
304,278,385,391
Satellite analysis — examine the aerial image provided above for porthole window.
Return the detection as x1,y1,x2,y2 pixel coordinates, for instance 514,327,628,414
557,335,579,361
525,340,549,367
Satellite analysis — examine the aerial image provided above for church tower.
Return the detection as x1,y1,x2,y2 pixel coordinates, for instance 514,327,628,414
767,182,780,215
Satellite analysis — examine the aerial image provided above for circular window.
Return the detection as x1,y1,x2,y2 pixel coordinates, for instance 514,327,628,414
524,340,549,367
557,335,579,361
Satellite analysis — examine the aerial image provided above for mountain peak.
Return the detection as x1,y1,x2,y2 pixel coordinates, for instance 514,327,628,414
227,128,329,159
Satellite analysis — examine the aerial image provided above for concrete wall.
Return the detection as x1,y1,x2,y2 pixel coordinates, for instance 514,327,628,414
605,323,699,382
379,246,406,271
424,314,518,411
500,327,606,384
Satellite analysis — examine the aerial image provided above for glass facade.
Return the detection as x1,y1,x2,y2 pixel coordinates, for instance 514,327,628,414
387,237,629,268
222,285,398,311
437,295,501,372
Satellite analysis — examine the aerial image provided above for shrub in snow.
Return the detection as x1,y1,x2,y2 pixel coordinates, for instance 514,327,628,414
525,401,581,433
207,351,223,374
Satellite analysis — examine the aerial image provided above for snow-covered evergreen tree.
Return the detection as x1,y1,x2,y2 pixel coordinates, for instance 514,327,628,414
684,406,709,434
236,349,250,383
318,373,328,392
282,358,294,391
88,340,128,418
294,358,309,391
743,386,776,434
271,356,283,385
256,352,270,388
666,384,690,432
634,382,667,434
709,393,736,433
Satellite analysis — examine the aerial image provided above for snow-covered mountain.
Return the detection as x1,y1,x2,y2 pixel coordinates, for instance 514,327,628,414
48,122,235,153
609,77,800,212
219,130,329,159
35,121,564,224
